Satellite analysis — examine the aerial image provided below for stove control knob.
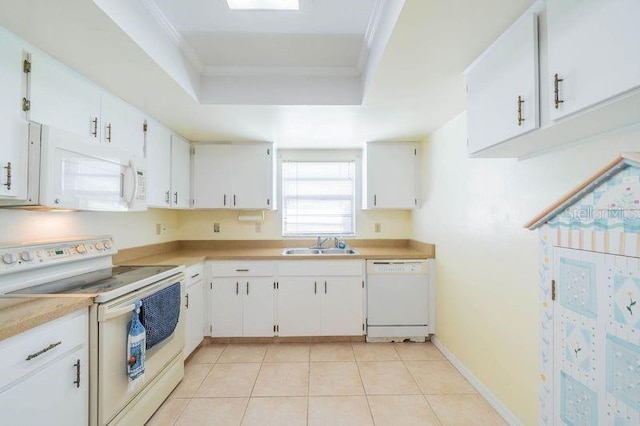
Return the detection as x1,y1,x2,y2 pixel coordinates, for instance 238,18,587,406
20,251,33,262
94,241,105,250
103,240,113,250
76,245,87,254
2,253,17,265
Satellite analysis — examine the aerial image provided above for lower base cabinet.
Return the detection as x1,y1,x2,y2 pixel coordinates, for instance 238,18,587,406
277,276,363,337
0,309,88,425
211,278,275,337
184,263,205,357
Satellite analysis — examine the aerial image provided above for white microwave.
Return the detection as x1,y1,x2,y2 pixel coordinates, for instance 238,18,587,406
0,123,147,211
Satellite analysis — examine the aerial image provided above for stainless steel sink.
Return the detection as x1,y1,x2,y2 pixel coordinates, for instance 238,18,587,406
281,248,359,255
282,248,321,255
318,248,359,255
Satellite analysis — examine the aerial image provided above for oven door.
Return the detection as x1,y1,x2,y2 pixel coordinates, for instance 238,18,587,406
96,274,184,425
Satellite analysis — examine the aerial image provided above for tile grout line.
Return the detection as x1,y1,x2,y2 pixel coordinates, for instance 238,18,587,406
351,343,377,425
238,345,267,425
307,343,311,426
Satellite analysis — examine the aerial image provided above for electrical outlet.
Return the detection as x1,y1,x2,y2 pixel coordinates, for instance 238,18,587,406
255,223,262,233
213,223,220,233
374,223,381,233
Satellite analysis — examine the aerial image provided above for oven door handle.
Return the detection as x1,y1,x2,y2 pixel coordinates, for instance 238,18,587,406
98,302,137,321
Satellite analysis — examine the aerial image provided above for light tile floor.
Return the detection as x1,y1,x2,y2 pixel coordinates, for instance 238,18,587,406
147,342,507,426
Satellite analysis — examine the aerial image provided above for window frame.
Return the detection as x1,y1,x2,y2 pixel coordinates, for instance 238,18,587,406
277,149,362,238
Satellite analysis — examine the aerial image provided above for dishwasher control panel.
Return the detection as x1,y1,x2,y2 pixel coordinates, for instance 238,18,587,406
367,260,428,274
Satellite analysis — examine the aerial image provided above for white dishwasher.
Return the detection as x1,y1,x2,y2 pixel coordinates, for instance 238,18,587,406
366,259,435,342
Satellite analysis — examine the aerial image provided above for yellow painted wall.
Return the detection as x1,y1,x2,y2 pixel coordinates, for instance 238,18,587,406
178,208,412,240
0,208,179,249
412,112,640,424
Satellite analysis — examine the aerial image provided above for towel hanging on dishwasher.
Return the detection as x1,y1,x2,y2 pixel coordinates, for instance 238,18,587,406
140,282,181,350
127,300,146,384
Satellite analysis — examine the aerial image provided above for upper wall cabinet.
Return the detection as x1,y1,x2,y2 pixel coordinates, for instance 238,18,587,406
191,143,273,210
363,142,419,210
100,93,145,158
28,51,144,158
170,134,190,209
0,30,28,200
145,120,190,209
547,0,640,121
466,0,640,158
466,14,539,155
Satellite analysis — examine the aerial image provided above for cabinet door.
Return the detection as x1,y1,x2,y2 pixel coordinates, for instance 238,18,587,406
230,144,273,209
0,31,27,199
322,278,364,336
145,120,172,207
277,277,322,337
547,0,640,121
100,93,145,157
170,134,191,208
466,14,539,154
191,144,230,208
242,278,275,337
365,142,418,209
184,279,204,357
0,347,87,426
211,278,243,337
29,51,101,141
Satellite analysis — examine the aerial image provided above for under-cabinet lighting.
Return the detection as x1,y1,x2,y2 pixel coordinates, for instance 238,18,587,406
226,0,299,10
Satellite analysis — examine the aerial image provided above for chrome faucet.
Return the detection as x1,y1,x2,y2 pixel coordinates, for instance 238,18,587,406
313,236,338,249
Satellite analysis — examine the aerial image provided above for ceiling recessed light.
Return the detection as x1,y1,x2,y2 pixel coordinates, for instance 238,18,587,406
226,0,299,10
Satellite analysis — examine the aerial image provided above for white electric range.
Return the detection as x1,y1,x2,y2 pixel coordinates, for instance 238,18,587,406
0,236,185,426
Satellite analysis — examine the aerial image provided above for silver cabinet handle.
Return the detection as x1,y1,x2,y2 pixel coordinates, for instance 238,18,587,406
105,123,112,142
191,273,200,279
223,194,226,206
554,73,564,109
236,269,249,272
233,194,237,206
246,282,250,295
314,281,317,294
373,194,377,206
324,281,327,294
73,359,81,388
26,341,62,361
185,293,190,309
2,162,11,191
236,282,239,295
174,192,178,204
91,118,98,138
165,190,170,205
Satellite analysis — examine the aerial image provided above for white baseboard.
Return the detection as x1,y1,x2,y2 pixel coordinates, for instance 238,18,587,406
431,338,522,426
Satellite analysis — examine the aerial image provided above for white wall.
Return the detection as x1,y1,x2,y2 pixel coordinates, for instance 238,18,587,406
0,208,179,249
412,112,640,425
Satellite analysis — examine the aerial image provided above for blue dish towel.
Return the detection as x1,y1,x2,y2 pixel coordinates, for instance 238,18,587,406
127,301,146,384
140,282,181,350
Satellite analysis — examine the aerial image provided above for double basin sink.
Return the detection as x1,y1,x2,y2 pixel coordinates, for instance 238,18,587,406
282,248,359,256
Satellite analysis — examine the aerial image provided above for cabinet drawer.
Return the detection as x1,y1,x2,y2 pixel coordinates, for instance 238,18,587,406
185,263,204,283
278,260,364,277
0,309,87,389
209,261,275,277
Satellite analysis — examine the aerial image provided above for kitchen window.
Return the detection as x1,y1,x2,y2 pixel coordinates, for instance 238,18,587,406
281,160,356,236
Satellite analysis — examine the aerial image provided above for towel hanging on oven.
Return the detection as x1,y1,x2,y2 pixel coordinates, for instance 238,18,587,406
140,282,181,350
127,301,146,384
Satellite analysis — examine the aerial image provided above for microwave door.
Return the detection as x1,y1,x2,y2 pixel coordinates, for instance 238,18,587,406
44,147,128,211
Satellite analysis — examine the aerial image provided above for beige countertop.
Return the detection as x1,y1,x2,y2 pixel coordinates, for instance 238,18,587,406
0,296,93,341
120,246,434,267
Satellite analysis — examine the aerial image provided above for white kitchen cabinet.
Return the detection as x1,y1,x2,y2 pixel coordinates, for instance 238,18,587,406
29,50,145,158
29,51,102,143
0,309,88,426
466,13,539,154
363,142,419,209
145,120,190,209
277,260,365,337
192,143,274,209
209,261,275,337
0,29,28,200
277,278,322,337
547,0,640,121
170,134,191,209
145,120,172,207
100,92,145,158
184,263,204,358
